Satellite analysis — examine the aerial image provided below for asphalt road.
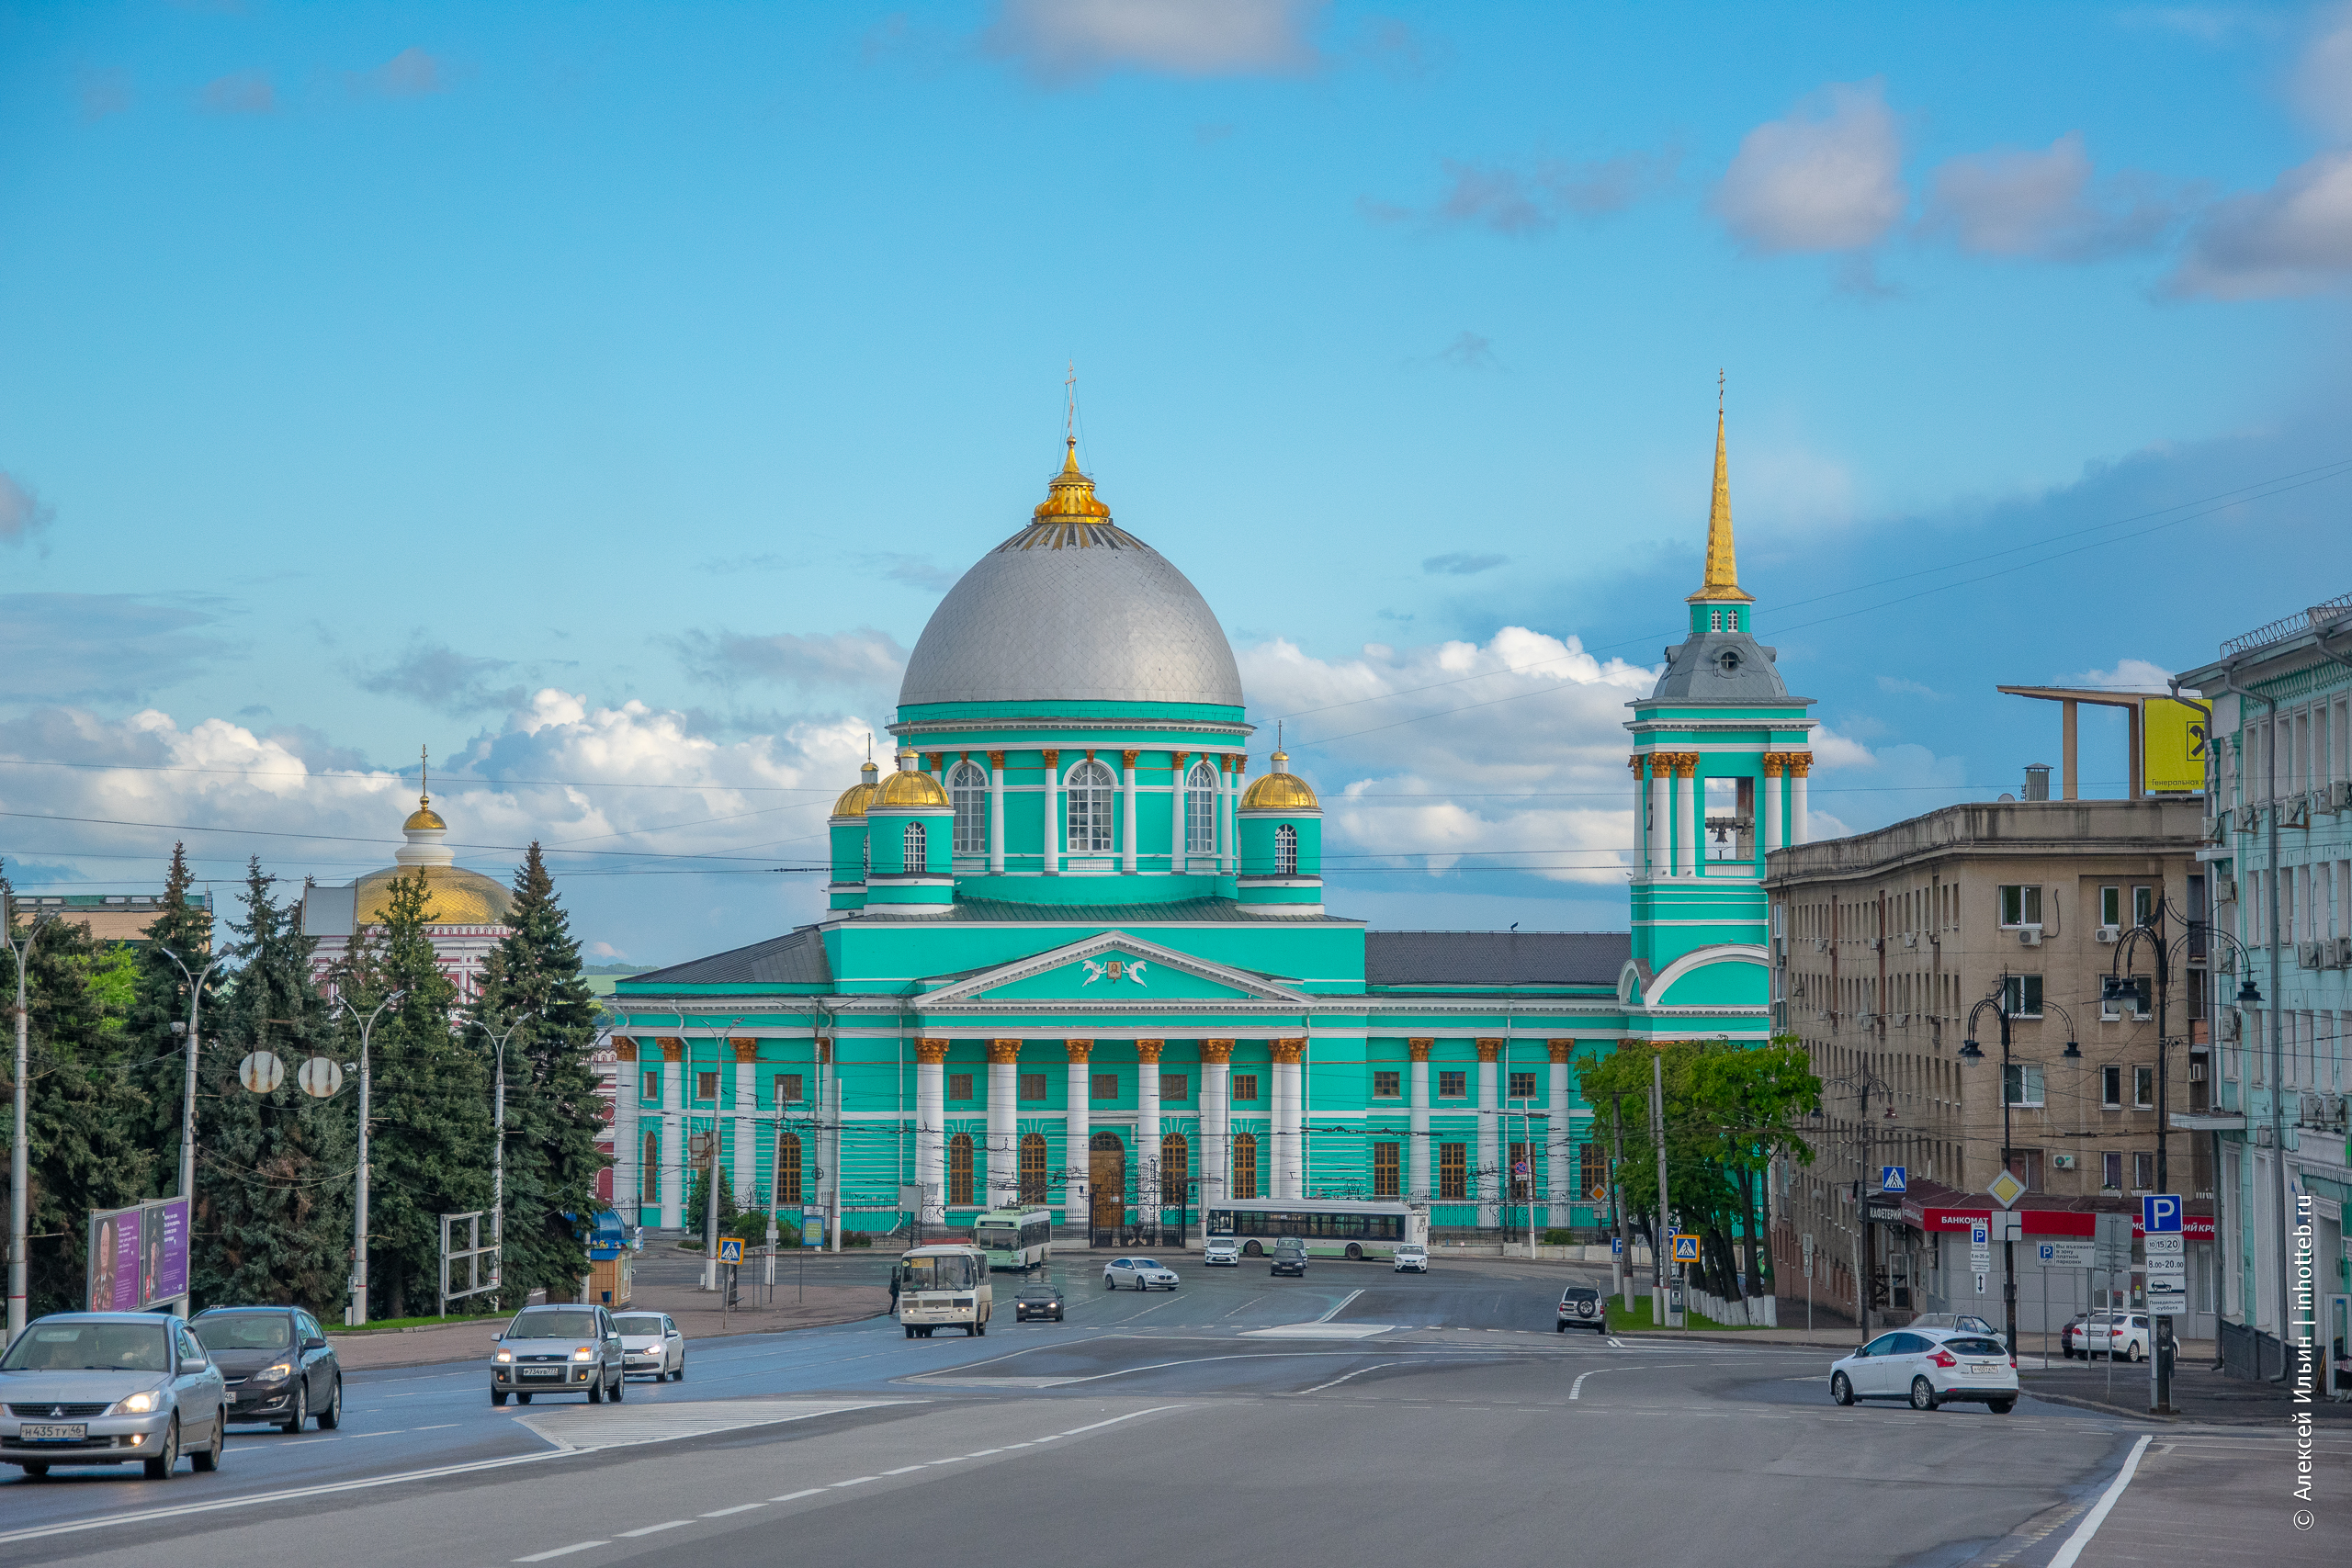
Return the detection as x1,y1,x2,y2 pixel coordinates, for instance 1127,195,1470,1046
0,1253,2333,1568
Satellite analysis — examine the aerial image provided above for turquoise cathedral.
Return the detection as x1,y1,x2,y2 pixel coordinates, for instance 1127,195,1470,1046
609,415,1816,1241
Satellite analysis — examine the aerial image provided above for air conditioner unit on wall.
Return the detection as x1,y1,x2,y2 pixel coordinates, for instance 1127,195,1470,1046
2330,780,2352,812
1903,932,1918,949
2285,796,2312,829
1868,936,1884,952
2097,924,2120,943
2300,941,2324,969
2216,878,2238,905
2331,935,2352,968
2051,1154,2076,1170
2018,928,2043,947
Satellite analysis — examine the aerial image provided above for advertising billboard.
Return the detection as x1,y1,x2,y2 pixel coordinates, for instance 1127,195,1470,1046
2143,696,2207,795
85,1198,191,1311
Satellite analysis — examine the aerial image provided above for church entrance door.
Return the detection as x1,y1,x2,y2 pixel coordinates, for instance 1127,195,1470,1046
1089,1132,1125,1248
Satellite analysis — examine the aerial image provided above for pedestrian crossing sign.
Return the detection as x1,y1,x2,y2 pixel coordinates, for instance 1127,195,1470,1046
1671,1234,1700,1262
719,1237,743,1263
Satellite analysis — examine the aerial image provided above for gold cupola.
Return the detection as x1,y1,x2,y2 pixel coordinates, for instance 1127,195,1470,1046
1241,750,1320,811
832,759,881,818
1002,438,1139,551
872,750,952,809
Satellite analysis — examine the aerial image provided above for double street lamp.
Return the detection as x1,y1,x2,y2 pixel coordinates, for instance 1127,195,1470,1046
478,1010,537,1293
338,988,406,1327
5,904,57,1337
1961,985,2077,1358
157,944,226,1318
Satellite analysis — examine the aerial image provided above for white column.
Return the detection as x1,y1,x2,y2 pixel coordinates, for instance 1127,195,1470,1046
1064,1043,1092,1233
1045,752,1062,875
658,1045,684,1229
1761,762,1782,856
731,1044,760,1207
615,1043,641,1223
1648,762,1672,877
1222,758,1239,874
1121,750,1139,875
988,751,1005,874
1278,1044,1305,1199
916,1043,945,1227
1137,1043,1162,1213
1792,761,1811,845
1476,1043,1500,1230
986,1042,1019,1209
1203,1046,1231,1212
1546,1045,1571,1222
821,1044,842,1251
1409,1043,1431,1202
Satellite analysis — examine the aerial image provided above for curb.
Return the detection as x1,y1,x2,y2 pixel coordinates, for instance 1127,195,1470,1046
334,1305,892,1372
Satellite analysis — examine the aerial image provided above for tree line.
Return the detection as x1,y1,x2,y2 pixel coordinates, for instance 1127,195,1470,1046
1,841,610,1322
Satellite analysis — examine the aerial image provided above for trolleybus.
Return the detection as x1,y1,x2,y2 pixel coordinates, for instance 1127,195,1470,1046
970,1208,1054,1270
1203,1199,1426,1260
895,1244,992,1337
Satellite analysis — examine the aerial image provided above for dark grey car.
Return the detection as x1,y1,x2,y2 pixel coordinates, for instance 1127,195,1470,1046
491,1305,625,1406
192,1306,343,1433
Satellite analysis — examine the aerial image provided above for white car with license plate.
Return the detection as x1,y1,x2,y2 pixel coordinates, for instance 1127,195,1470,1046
1829,1328,2018,1414
1103,1258,1179,1291
612,1312,684,1381
1204,1239,1240,1268
1393,1244,1428,1273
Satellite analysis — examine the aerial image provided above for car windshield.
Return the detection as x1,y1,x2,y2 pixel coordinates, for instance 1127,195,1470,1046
1018,1288,1055,1299
509,1310,599,1340
613,1315,665,1336
1945,1337,2006,1355
973,1225,1014,1242
3,1321,171,1372
899,1256,978,1292
193,1314,292,1351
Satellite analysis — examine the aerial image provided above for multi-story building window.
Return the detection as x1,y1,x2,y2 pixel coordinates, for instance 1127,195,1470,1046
904,820,927,869
1232,1133,1260,1200
2002,1064,2045,1107
1232,1073,1260,1102
1509,1071,1537,1099
948,1073,973,1102
1091,1072,1119,1101
1020,1073,1047,1102
948,1134,974,1205
1997,885,2042,927
641,1132,658,1201
2133,1066,2155,1108
641,1069,660,1101
2100,886,2121,927
1020,1132,1048,1204
1508,1142,1531,1201
772,1072,804,1105
950,760,988,853
1160,1074,1189,1100
1160,1134,1188,1204
1439,1070,1467,1098
776,1134,801,1203
695,1070,719,1102
1067,759,1115,853
2102,1150,2123,1190
1186,760,1218,854
1373,1070,1401,1098
1373,1142,1400,1198
1439,1143,1468,1200
2132,1150,2154,1190
2001,975,2043,1017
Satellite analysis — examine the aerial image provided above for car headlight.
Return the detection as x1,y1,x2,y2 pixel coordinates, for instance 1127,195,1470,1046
571,1347,595,1362
112,1391,159,1415
494,1349,514,1362
254,1361,295,1382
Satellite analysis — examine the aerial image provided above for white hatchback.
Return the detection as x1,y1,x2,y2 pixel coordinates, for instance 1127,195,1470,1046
1103,1258,1180,1291
1204,1240,1240,1267
1394,1244,1428,1273
1829,1328,2018,1414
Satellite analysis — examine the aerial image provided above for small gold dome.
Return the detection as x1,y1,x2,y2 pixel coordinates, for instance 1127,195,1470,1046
873,752,952,809
353,863,512,927
1241,750,1320,811
1033,438,1112,523
832,761,881,819
403,796,447,832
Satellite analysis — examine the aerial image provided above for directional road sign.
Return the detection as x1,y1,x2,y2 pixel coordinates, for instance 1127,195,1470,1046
1879,1166,1907,1192
718,1237,743,1264
1671,1234,1701,1263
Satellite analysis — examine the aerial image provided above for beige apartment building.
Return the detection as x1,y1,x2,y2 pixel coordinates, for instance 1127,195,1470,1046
1762,795,2215,1337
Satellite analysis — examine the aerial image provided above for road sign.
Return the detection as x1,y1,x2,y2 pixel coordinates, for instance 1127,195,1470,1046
718,1237,743,1264
1611,1235,1623,1257
1671,1234,1700,1263
1513,1161,1529,1176
1969,1220,1992,1279
2095,1212,2134,1272
689,1132,716,1159
1974,1272,1987,1295
296,1056,344,1099
1986,1168,2028,1209
2142,1193,2183,1234
2144,1232,2187,1308
238,1052,285,1093
1880,1166,1907,1192
2038,1239,2094,1269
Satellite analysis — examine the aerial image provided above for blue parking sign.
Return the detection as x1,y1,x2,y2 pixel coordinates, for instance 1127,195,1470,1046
2142,1194,2181,1234
1611,1236,1623,1257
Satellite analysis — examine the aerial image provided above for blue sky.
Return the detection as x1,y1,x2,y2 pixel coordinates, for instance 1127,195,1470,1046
4,1,2350,962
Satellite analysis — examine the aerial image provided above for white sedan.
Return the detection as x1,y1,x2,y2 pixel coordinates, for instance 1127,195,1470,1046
612,1311,685,1381
1829,1328,2018,1414
1102,1258,1180,1291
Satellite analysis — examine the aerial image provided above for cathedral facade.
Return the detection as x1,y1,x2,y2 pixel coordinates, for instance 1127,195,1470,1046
608,416,1814,1239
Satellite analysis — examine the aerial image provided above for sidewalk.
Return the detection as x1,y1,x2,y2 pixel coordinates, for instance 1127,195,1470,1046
2020,1358,2352,1425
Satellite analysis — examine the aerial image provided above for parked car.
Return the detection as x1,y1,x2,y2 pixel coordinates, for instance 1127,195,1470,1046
191,1305,343,1432
491,1305,626,1405
1908,1313,2002,1344
1013,1284,1066,1322
1204,1239,1240,1268
2059,1313,2095,1359
1393,1243,1429,1274
1557,1285,1606,1334
1828,1328,2018,1414
1270,1237,1307,1278
0,1313,228,1478
1103,1258,1180,1291
2082,1313,2152,1361
611,1312,685,1382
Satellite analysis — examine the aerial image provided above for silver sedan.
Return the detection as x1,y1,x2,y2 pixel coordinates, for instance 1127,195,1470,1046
0,1314,228,1479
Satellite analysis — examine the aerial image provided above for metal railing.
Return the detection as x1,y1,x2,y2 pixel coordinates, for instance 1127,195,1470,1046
2218,592,2352,658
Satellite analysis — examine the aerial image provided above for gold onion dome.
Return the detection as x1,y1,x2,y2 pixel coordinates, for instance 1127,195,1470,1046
1241,750,1320,811
403,799,447,832
354,863,511,927
832,760,881,818
873,751,951,809
1034,438,1111,522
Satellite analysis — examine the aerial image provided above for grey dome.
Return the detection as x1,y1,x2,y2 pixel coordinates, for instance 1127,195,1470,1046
1646,631,1792,702
899,517,1244,708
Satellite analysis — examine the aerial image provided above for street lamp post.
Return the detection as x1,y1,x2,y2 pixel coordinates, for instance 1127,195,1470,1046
157,944,226,1318
479,1010,536,1293
1963,986,2078,1360
5,902,57,1338
338,988,405,1328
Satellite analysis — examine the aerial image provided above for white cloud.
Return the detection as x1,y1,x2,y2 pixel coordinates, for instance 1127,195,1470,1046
672,626,908,693
2071,657,2177,693
1713,80,1905,254
1922,132,2179,262
1414,149,1677,234
984,0,1325,83
2169,147,2352,297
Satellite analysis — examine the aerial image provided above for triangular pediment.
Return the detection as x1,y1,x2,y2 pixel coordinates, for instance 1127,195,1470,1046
921,931,1311,1006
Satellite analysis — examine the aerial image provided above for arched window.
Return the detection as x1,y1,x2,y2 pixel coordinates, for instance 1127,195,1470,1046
903,819,927,872
1019,1132,1049,1204
1160,1134,1188,1206
640,1131,659,1202
1067,759,1114,853
947,1133,974,1206
776,1133,802,1204
949,760,988,853
1231,1133,1259,1201
1186,760,1217,855
1274,823,1297,876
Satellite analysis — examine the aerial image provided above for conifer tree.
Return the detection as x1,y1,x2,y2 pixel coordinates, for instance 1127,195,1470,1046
192,860,355,1314
467,843,608,1305
333,871,487,1320
130,843,225,1183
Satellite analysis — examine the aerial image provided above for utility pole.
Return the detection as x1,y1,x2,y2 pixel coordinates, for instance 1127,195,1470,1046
5,900,57,1338
157,946,226,1308
1651,1051,1674,1325
1610,1093,1630,1307
480,1011,536,1296
1856,1075,1872,1345
339,988,406,1328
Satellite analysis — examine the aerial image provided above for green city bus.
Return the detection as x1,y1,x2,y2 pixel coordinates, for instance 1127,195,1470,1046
970,1208,1054,1269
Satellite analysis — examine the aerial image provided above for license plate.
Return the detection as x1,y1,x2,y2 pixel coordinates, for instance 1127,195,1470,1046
20,1424,85,1441
521,1368,563,1380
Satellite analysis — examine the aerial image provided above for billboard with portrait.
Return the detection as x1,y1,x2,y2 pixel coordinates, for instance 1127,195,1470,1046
85,1198,191,1311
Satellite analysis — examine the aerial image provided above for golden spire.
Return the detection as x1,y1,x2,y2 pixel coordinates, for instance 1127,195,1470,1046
1687,373,1752,604
402,744,447,832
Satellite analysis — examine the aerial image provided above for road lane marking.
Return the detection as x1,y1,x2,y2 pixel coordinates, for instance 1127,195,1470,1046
413,1424,458,1431
1315,1290,1364,1324
881,1465,925,1474
832,1476,878,1486
617,1521,693,1538
514,1542,607,1562
1295,1361,1404,1395
769,1489,826,1502
702,1505,765,1517
2048,1436,2152,1568
1570,1363,1695,1400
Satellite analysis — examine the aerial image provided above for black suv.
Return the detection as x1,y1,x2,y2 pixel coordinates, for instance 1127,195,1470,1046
1557,1286,1606,1334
